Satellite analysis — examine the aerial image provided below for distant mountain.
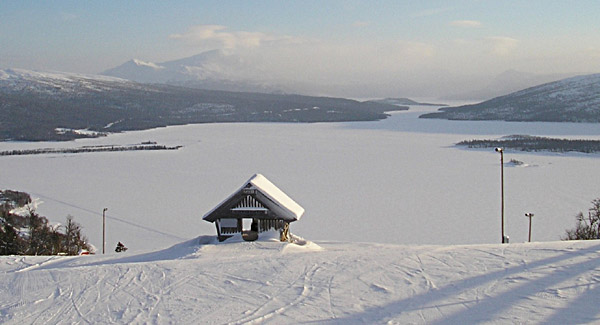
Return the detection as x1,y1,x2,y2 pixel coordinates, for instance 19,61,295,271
0,68,401,141
102,50,283,93
370,98,447,107
444,70,572,100
421,73,600,122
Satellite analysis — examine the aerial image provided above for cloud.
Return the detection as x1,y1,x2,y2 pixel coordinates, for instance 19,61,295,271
59,12,78,22
411,7,450,18
169,25,299,50
394,40,436,58
487,36,519,56
164,25,526,98
353,21,370,27
449,20,482,28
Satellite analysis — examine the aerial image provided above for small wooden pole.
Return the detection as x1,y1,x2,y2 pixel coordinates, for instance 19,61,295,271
102,208,107,254
525,213,534,242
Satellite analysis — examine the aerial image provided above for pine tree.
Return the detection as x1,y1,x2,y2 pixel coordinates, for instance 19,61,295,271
25,207,52,255
63,215,90,255
0,205,23,255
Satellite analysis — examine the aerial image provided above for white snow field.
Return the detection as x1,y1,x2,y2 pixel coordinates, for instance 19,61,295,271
1,237,599,324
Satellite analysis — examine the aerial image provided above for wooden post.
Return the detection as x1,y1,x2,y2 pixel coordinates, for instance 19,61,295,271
102,208,107,254
280,222,289,242
525,213,534,242
215,220,222,237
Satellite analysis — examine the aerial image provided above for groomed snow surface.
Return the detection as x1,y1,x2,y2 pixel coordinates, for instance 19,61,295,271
1,238,599,324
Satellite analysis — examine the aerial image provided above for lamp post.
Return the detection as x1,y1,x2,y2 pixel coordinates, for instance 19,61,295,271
525,213,534,242
495,148,507,244
102,208,107,254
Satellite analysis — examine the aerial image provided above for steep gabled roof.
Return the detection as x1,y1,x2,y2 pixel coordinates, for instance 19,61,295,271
202,174,305,223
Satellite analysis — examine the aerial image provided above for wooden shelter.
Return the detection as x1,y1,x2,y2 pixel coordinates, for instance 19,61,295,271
202,174,305,242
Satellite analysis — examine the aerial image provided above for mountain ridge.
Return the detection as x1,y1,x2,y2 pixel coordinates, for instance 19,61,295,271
443,69,573,100
421,72,600,122
101,49,283,93
370,97,447,106
0,68,401,141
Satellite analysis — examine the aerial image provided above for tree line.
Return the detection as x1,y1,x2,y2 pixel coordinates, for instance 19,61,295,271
0,144,182,157
457,135,600,154
0,190,91,255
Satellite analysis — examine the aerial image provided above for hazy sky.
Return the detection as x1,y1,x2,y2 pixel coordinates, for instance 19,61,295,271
2,1,600,97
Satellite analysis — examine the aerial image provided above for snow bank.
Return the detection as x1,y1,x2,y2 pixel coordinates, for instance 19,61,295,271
198,231,323,254
104,232,322,265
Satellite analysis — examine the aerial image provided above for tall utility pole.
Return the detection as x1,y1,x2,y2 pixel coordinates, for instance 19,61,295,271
495,148,507,244
102,208,108,254
525,213,534,242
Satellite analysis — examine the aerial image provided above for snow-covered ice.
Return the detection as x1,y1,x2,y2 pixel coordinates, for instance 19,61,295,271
1,105,600,250
1,104,600,323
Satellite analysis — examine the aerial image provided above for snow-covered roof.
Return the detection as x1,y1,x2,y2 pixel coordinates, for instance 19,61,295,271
202,174,305,223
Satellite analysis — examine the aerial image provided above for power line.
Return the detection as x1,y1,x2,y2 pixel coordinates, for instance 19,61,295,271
29,192,187,241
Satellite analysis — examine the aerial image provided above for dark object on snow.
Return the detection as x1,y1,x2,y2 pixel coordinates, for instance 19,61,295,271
115,241,128,253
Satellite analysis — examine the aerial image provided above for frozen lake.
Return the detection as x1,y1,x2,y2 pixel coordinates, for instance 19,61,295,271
2,105,600,251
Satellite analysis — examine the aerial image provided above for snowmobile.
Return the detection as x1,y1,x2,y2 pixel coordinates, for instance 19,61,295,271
115,242,128,253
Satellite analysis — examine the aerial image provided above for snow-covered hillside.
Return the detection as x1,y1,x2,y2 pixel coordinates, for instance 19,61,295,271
0,68,396,141
0,68,142,96
445,69,571,101
1,238,599,324
422,73,600,122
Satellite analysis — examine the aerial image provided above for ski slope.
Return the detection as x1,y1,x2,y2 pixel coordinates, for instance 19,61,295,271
1,238,599,324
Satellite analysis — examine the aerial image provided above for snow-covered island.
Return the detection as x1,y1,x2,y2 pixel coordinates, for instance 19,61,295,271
457,135,600,154
0,142,182,156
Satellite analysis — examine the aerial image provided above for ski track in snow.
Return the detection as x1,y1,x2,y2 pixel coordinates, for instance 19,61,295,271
3,239,599,323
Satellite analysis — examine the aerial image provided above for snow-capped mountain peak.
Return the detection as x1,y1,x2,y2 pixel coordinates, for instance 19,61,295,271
130,59,164,70
101,50,281,93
